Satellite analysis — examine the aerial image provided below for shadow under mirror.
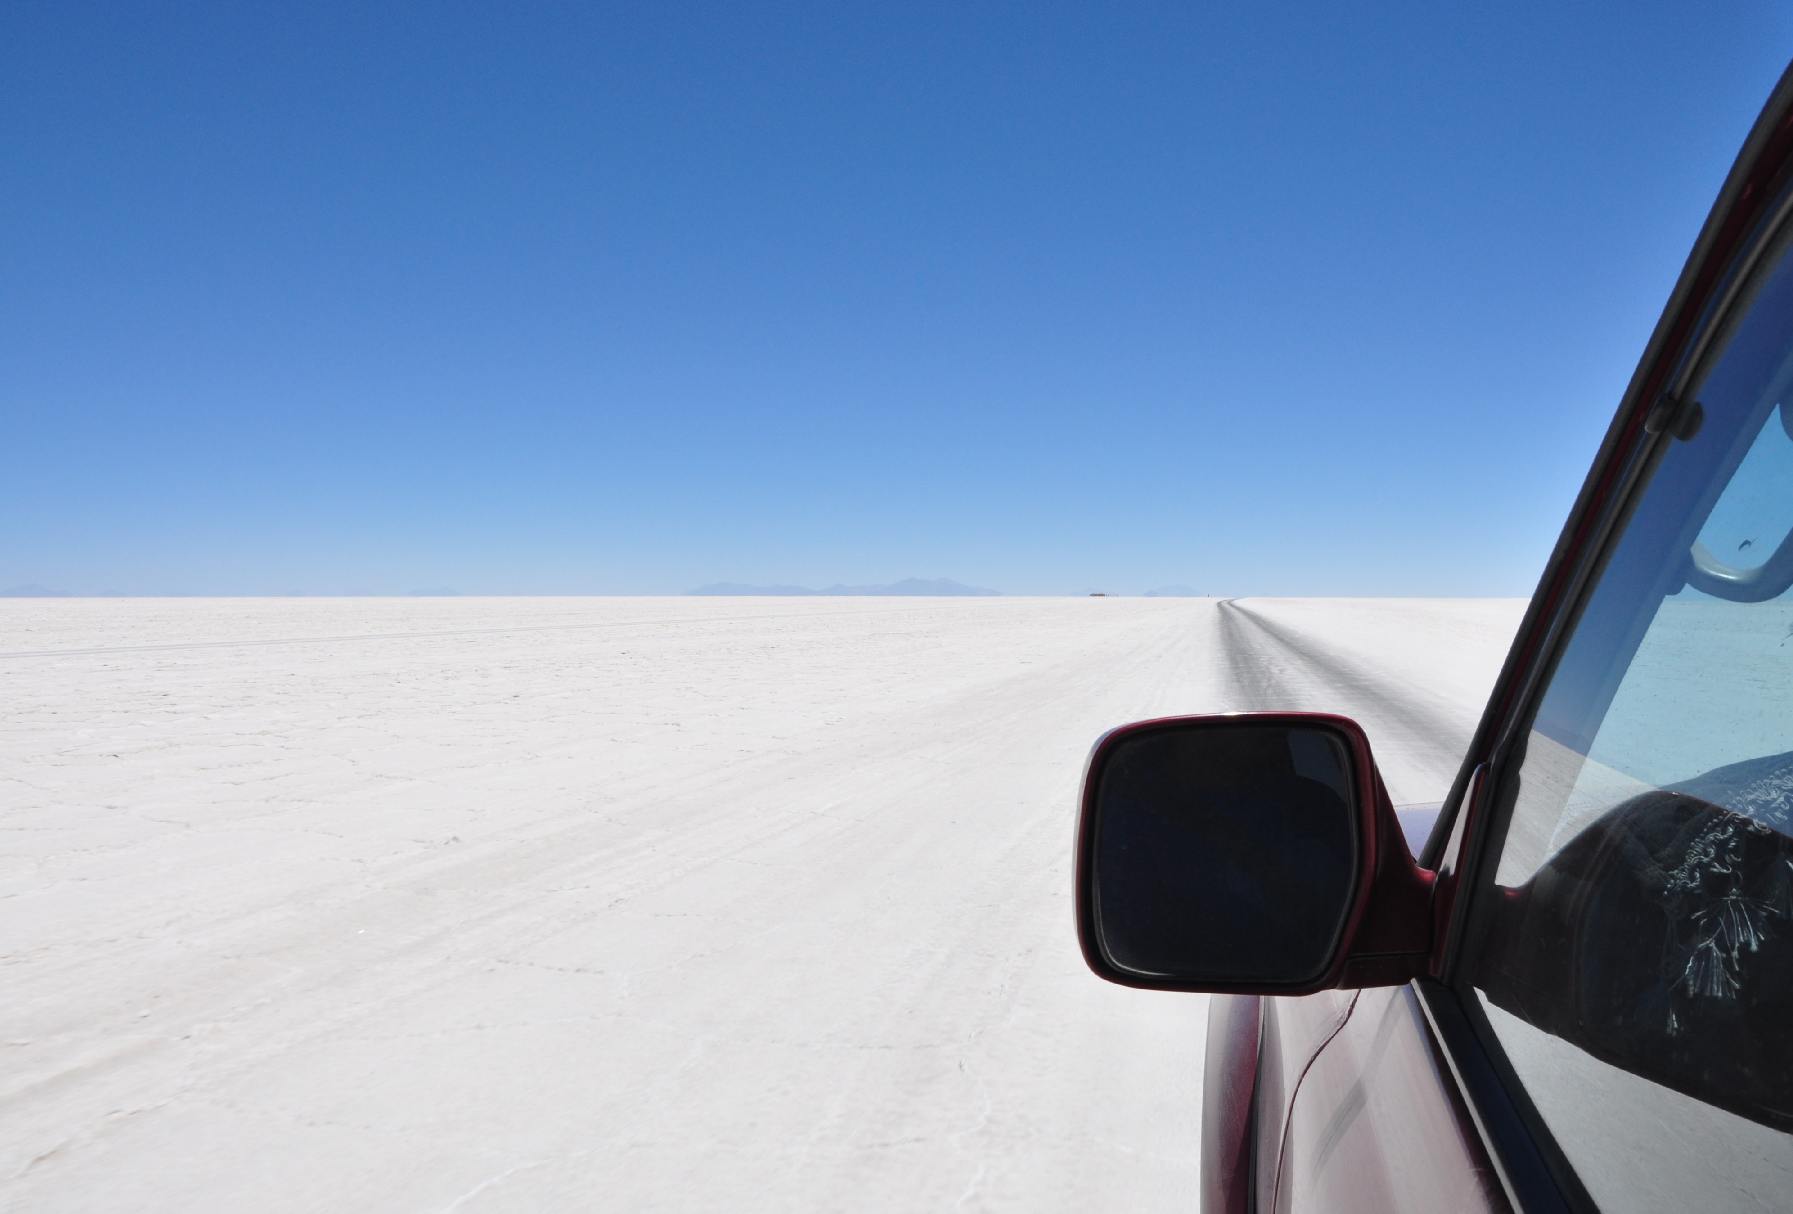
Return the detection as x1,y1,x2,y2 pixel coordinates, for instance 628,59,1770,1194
1091,721,1360,985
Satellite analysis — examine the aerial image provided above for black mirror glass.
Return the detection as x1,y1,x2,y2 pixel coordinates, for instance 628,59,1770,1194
1091,722,1360,984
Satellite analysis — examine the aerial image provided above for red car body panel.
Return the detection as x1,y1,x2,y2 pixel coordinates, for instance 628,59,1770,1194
1275,986,1506,1212
1250,991,1355,1206
1200,993,1259,1214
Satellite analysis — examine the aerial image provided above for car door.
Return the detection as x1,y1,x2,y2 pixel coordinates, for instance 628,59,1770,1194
1276,63,1793,1212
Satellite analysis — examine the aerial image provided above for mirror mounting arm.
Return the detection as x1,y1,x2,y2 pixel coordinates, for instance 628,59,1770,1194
1334,770,1437,989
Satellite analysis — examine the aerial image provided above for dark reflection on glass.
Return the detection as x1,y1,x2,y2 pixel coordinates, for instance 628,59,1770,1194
1475,751,1793,1130
1093,723,1357,982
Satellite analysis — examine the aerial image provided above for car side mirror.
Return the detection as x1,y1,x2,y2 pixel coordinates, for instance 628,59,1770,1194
1074,713,1434,994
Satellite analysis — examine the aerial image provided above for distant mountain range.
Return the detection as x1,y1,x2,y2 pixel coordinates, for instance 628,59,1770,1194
688,577,1000,597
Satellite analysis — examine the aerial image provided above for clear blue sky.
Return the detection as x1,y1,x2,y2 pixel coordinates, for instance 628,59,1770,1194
5,3,1790,596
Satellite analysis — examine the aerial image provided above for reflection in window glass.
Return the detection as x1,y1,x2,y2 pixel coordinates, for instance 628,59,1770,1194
1694,402,1793,574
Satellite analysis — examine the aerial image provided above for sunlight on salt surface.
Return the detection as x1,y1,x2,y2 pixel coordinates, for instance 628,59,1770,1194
0,597,1519,1212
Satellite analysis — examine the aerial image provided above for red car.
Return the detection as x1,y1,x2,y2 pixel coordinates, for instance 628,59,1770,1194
1075,67,1793,1212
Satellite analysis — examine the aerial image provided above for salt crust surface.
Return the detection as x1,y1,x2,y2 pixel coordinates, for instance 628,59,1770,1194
1,596,1521,1211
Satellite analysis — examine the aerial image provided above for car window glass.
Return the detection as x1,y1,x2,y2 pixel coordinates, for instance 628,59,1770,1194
1693,402,1793,575
1463,225,1793,1210
1495,405,1793,886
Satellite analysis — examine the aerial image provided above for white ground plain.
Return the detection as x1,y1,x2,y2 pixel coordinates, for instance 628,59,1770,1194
1,596,1523,1212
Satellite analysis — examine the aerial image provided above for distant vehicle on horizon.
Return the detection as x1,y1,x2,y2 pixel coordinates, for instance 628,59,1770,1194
1072,64,1793,1212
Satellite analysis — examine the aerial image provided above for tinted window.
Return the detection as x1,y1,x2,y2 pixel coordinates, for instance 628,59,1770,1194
1464,230,1793,1208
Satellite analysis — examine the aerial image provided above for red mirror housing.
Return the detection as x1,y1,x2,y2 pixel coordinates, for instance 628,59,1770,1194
1074,712,1435,995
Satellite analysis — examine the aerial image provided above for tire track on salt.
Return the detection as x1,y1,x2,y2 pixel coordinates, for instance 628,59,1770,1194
1217,599,1470,801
